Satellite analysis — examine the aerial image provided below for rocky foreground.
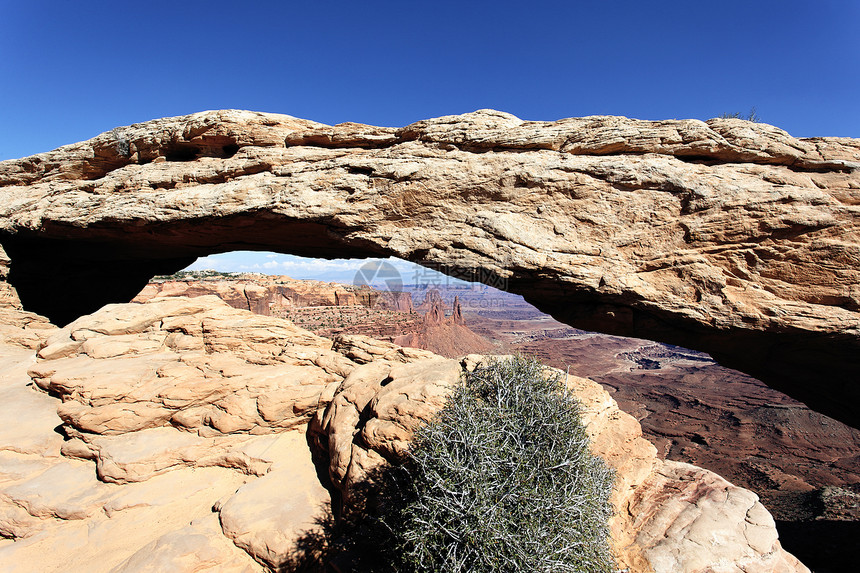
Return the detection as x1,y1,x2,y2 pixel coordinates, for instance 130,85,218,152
0,295,807,572
1,109,858,428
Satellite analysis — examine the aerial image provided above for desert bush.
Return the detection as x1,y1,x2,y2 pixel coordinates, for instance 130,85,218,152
374,355,616,573
719,107,761,122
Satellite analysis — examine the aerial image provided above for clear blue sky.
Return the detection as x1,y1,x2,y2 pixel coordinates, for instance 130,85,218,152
1,1,858,161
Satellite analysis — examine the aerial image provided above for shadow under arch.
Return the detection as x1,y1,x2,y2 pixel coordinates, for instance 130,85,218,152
2,211,860,431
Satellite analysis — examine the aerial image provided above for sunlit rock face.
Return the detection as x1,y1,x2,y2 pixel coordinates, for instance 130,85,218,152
134,274,369,314
0,297,809,571
1,109,859,427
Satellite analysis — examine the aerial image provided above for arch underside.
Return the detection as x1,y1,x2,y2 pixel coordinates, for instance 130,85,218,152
2,213,859,431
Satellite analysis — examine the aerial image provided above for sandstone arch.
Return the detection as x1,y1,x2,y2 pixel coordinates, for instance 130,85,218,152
1,109,859,428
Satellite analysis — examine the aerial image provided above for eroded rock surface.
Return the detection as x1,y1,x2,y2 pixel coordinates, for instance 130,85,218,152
0,295,810,572
393,291,495,357
0,110,858,427
135,274,373,314
28,296,340,440
0,299,350,571
627,461,808,573
310,352,808,572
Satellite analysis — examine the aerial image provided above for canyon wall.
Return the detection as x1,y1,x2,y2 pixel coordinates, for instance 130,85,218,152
135,274,369,313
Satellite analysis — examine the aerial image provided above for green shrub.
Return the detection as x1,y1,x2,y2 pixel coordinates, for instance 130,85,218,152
382,355,616,573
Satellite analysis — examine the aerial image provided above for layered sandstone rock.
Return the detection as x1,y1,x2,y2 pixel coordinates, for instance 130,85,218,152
134,274,368,314
626,461,809,573
0,298,346,571
28,296,341,439
0,245,23,312
452,295,464,325
0,110,858,427
393,291,495,357
375,291,414,313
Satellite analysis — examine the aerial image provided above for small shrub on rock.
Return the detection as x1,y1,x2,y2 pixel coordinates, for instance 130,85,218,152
382,355,616,573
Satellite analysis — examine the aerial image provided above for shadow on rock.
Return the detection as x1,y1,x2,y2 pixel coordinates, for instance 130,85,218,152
277,464,406,573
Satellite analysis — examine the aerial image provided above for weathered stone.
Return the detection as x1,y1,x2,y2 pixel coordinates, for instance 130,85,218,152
313,353,807,572
625,460,810,573
110,517,265,573
0,460,115,527
28,296,343,437
0,467,250,572
63,429,276,484
330,333,438,364
135,274,368,313
1,110,858,426
310,357,462,502
0,307,54,351
0,296,358,571
217,433,330,570
0,245,21,310
0,346,63,457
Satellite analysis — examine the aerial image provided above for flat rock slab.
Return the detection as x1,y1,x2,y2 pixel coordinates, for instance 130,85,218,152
0,347,63,457
218,433,330,570
110,515,264,573
0,467,249,572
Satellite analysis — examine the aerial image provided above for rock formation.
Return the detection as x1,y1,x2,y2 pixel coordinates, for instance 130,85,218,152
373,290,414,313
0,297,809,572
0,109,858,428
415,289,443,315
135,274,366,314
452,295,464,325
424,295,445,326
394,290,494,357
0,296,441,571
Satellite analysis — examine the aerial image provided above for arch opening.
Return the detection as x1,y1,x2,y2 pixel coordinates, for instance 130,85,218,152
1,210,860,433
131,250,860,544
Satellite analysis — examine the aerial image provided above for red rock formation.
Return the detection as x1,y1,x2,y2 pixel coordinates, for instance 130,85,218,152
394,292,494,358
425,298,445,326
452,295,464,325
415,288,443,313
375,290,414,313
334,290,356,306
